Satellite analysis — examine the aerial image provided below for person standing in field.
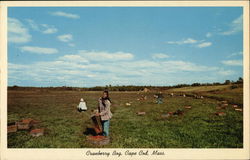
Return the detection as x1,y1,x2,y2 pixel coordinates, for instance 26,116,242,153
95,90,112,137
155,91,164,104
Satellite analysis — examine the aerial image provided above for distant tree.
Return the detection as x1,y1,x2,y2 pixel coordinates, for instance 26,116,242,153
213,82,221,85
237,77,243,83
224,80,231,85
230,84,239,89
191,83,201,86
13,85,19,88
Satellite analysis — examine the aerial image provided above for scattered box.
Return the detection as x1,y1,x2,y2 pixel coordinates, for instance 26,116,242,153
86,135,110,146
221,101,228,104
8,118,43,135
232,105,238,108
22,118,34,124
8,122,17,133
125,103,131,106
137,112,146,116
29,128,44,137
220,104,228,109
215,112,226,116
17,119,33,130
31,120,41,127
235,108,243,112
16,118,41,130
168,112,174,115
184,106,192,109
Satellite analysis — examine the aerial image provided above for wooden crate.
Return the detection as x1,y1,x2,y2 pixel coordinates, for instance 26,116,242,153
8,123,17,133
31,120,41,127
232,105,238,108
215,112,226,116
17,122,30,130
221,101,228,104
137,112,146,116
17,119,34,130
91,116,103,134
235,108,243,112
86,135,110,146
22,118,34,124
184,106,192,109
29,128,44,137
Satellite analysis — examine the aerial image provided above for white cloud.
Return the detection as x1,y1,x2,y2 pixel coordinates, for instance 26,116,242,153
8,17,32,43
196,42,212,48
167,38,212,48
68,43,75,47
26,19,39,31
8,58,220,87
26,19,58,34
43,28,57,34
160,60,218,72
8,63,28,70
227,51,243,58
221,60,243,66
166,38,212,48
217,70,235,76
41,24,58,34
152,53,169,59
221,14,243,35
19,46,58,54
166,38,198,45
58,55,89,63
10,49,231,87
49,11,80,19
206,32,212,38
57,34,73,42
78,50,134,61
183,38,198,44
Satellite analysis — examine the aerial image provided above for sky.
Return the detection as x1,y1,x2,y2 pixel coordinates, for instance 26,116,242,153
8,7,243,87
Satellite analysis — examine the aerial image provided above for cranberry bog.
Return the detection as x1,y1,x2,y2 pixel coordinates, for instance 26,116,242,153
7,84,243,148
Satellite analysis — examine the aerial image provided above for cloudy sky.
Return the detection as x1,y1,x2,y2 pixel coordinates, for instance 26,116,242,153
8,7,243,87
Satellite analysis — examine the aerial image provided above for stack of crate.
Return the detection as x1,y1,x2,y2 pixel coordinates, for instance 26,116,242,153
7,122,17,133
8,118,44,137
16,118,34,130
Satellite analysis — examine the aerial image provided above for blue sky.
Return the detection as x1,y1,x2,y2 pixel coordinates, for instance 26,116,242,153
8,7,243,87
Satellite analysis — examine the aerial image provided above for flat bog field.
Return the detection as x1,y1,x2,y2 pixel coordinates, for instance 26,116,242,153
7,84,243,148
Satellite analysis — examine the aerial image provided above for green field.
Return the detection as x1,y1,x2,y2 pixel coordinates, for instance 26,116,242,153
168,84,232,92
7,85,243,148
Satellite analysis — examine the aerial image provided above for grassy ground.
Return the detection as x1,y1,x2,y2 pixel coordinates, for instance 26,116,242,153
169,84,243,106
7,85,243,148
168,85,231,92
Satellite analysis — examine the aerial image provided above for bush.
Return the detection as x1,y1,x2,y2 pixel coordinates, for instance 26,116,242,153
231,85,239,89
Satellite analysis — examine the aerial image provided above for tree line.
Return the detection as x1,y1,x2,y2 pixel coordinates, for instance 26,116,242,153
8,77,243,91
